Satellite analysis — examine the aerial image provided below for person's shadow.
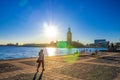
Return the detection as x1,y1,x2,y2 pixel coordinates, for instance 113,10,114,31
32,72,38,80
32,70,44,80
38,69,44,80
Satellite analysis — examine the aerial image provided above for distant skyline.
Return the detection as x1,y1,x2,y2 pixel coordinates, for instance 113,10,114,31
0,0,120,44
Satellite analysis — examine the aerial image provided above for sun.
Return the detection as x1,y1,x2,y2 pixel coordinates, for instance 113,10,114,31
43,22,58,38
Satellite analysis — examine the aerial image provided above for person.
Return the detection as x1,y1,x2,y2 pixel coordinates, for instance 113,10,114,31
36,49,45,72
95,49,98,55
89,49,91,53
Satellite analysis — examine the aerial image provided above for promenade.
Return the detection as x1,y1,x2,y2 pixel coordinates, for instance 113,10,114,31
0,52,120,80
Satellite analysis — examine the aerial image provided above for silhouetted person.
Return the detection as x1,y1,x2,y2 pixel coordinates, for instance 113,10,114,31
36,49,45,72
89,49,91,53
95,49,98,55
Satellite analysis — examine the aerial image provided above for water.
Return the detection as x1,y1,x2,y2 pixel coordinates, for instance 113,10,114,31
0,46,107,60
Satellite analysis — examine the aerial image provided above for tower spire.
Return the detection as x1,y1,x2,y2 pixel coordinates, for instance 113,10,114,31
68,27,71,32
68,25,71,31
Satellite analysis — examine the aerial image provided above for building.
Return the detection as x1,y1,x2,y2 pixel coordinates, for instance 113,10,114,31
56,27,72,48
67,27,72,45
116,42,120,46
56,26,84,48
116,42,120,50
94,39,107,47
16,43,18,46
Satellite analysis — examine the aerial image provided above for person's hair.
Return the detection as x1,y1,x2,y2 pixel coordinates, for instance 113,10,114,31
39,49,43,56
40,49,43,52
40,49,43,53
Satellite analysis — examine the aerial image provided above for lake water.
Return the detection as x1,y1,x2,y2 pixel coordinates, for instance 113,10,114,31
0,46,107,60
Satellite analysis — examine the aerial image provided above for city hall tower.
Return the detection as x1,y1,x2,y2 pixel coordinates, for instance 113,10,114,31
67,27,72,44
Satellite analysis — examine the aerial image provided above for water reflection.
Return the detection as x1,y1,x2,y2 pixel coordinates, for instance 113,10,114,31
46,48,57,56
45,48,56,56
46,48,80,56
45,47,107,56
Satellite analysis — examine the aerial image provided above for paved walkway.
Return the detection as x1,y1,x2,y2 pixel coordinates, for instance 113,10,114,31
0,52,120,80
0,57,81,80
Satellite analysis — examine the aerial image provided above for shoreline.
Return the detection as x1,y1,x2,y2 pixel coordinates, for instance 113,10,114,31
0,51,116,61
0,55,67,61
0,57,37,62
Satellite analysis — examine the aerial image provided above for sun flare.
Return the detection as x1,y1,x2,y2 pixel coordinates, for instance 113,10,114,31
43,22,58,38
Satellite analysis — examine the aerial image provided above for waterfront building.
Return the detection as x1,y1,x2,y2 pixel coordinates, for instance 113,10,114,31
94,39,107,47
67,27,72,45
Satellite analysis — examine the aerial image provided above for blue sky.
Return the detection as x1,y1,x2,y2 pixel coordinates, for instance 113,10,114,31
0,0,120,44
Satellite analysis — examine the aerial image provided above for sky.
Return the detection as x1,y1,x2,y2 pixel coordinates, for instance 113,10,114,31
0,0,120,44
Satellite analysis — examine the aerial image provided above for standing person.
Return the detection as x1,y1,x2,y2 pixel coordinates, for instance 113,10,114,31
36,49,45,72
